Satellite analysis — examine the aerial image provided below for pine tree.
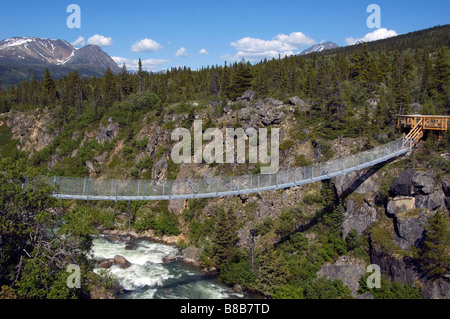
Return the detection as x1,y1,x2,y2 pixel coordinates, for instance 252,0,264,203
41,68,56,106
228,60,253,100
433,47,450,108
102,67,116,107
213,206,238,267
419,212,450,278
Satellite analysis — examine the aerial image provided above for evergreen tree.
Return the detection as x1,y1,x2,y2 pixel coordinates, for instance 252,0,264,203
419,212,450,278
213,206,238,267
101,67,116,107
41,68,56,106
228,60,253,100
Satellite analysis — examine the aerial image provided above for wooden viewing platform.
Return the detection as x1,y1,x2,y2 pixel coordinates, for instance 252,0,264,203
397,114,449,131
397,114,450,147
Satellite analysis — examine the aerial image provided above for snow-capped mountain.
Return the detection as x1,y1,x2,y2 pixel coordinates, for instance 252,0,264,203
0,37,76,65
298,41,339,55
0,37,121,85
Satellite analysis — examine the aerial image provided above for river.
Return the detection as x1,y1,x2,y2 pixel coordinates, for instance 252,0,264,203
90,236,254,299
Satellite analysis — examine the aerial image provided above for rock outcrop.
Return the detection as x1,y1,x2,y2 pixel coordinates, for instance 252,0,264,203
316,256,367,297
342,197,377,238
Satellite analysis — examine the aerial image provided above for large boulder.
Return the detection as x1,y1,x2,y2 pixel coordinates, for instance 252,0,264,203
264,97,283,107
316,256,366,297
113,255,132,269
411,171,435,195
394,209,432,247
342,197,377,238
390,169,418,196
237,90,257,102
415,190,445,211
288,96,310,111
386,196,416,216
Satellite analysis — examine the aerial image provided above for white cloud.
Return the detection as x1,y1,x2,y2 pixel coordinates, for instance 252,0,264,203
227,31,315,62
71,36,85,47
87,34,113,47
131,38,163,52
199,48,208,55
345,28,398,45
175,47,188,57
112,56,169,72
274,32,316,46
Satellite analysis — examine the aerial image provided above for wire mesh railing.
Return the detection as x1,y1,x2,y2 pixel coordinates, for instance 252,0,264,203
46,137,408,201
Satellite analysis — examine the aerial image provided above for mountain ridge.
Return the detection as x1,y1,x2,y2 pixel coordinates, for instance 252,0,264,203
0,36,121,85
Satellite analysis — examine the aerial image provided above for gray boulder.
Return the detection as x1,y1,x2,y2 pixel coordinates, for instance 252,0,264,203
386,196,416,216
238,90,257,102
288,96,310,111
342,197,377,238
415,190,445,211
411,171,435,195
395,209,432,247
316,256,366,296
264,97,283,107
390,169,418,196
85,160,95,172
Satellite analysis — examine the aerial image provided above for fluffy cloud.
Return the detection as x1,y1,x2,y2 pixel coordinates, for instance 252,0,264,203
131,38,163,52
345,28,398,45
71,36,85,47
112,56,169,72
228,31,315,61
175,47,188,57
87,34,113,47
198,48,208,55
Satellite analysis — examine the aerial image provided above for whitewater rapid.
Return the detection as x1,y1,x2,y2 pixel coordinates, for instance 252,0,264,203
90,236,248,299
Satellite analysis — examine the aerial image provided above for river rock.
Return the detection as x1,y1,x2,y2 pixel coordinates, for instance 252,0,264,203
181,246,202,266
113,255,132,269
98,258,115,269
163,253,179,263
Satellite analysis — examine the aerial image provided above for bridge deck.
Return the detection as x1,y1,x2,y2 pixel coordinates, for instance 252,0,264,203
47,138,408,201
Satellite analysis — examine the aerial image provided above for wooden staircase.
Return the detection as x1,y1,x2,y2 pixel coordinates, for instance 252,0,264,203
403,118,423,148
398,114,450,148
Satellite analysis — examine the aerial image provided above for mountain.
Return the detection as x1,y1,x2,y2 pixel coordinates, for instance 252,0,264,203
299,41,339,55
0,37,121,85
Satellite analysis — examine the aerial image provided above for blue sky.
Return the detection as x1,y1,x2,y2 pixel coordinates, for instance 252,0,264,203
1,0,448,72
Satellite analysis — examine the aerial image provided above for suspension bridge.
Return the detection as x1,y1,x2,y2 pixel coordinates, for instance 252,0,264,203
44,114,448,201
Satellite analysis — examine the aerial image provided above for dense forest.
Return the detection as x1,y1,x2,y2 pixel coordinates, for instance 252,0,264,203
0,25,449,299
